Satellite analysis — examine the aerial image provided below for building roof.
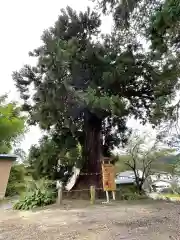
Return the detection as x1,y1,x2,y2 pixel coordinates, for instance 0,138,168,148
0,154,17,161
152,180,172,186
117,171,134,177
151,170,172,174
117,170,143,178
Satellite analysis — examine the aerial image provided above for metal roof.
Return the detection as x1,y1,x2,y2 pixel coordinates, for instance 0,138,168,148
117,170,143,177
0,154,17,160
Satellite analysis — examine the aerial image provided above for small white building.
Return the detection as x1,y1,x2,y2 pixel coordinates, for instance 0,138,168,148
115,170,143,185
151,180,172,193
148,172,180,193
149,171,172,182
115,170,180,193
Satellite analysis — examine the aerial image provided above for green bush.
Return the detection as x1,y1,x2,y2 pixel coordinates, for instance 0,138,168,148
116,191,147,200
116,184,147,200
6,182,26,197
13,179,56,210
6,164,26,196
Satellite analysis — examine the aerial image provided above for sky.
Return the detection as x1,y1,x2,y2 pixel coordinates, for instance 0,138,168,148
0,0,155,153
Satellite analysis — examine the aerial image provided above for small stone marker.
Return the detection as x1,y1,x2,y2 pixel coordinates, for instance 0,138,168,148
90,185,95,204
56,180,63,205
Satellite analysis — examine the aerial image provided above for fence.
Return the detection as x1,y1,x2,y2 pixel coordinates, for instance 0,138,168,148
55,162,144,205
57,185,107,205
56,184,145,205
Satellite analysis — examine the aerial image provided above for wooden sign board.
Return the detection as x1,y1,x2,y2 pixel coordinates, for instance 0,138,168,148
102,163,116,191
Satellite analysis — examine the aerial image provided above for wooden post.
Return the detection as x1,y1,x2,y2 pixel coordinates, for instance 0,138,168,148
90,185,95,204
57,181,63,205
112,191,116,200
106,191,110,203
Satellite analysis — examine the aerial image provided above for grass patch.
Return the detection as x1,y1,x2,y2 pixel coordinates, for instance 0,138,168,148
161,194,180,199
115,184,147,201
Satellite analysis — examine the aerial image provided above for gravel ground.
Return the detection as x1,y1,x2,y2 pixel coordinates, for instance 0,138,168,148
0,200,180,239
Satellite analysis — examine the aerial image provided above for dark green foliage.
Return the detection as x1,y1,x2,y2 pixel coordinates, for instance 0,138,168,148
27,134,81,181
97,0,162,35
149,0,180,53
6,164,26,196
13,179,56,210
117,192,147,201
96,0,140,27
116,184,147,200
27,136,60,180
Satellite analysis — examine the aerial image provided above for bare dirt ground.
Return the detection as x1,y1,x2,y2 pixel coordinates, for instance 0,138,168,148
0,200,180,240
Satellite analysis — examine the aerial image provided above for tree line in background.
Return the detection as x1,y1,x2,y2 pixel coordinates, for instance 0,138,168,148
2,0,180,198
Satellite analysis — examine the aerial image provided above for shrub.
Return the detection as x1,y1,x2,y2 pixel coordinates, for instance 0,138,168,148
116,184,147,200
6,164,26,196
116,191,147,200
13,179,56,210
159,188,174,194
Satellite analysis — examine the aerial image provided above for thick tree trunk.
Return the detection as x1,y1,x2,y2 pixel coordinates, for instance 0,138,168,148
84,114,102,185
135,177,144,195
73,112,103,196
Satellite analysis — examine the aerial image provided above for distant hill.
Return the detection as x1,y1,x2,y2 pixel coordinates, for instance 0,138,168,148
158,154,179,165
150,154,179,173
115,153,180,174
